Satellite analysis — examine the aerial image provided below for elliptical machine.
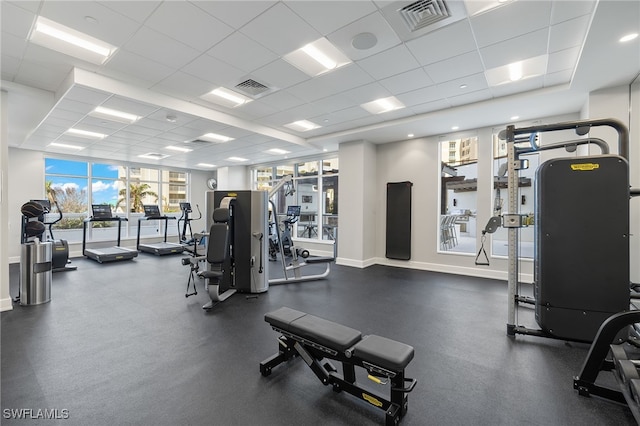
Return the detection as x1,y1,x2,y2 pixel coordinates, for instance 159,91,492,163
31,199,76,273
268,205,308,260
177,202,204,256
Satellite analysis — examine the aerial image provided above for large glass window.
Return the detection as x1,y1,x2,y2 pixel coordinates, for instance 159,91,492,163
44,158,189,242
252,157,338,242
439,136,478,254
44,158,89,242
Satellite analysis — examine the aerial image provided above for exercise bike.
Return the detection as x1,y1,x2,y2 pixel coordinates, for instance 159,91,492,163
31,199,77,272
268,205,309,261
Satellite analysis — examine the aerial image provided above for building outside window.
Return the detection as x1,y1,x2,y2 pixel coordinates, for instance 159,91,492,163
252,157,338,242
44,158,189,242
439,136,478,254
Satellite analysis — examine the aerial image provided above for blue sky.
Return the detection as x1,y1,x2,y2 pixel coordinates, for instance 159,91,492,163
45,159,120,206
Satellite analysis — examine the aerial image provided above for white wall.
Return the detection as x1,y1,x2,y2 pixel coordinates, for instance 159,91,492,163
630,76,640,283
336,140,376,267
1,91,11,311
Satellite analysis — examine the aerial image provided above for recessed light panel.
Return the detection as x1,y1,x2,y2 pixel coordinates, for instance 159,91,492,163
360,96,405,114
66,128,107,139
284,38,351,77
197,163,216,168
165,145,193,153
227,156,248,162
29,16,116,64
485,55,548,87
138,153,169,160
197,133,235,143
267,148,290,155
283,120,321,132
89,106,140,124
49,142,84,150
200,87,252,108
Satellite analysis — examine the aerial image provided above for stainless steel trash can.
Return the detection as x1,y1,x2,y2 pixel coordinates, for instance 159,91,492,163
20,241,52,306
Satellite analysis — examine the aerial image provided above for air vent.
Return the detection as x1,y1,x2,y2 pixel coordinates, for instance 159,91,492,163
138,152,169,160
399,0,451,32
380,0,466,41
234,78,271,98
185,139,211,144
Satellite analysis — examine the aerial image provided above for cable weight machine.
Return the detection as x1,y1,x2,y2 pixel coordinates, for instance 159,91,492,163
479,118,633,343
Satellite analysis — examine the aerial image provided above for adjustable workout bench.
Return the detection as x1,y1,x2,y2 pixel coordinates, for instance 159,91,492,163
259,307,417,425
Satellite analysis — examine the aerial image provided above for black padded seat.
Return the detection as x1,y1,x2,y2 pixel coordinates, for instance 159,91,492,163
353,335,415,372
265,307,362,353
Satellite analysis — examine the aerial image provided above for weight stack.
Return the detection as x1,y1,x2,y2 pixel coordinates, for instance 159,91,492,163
534,155,629,342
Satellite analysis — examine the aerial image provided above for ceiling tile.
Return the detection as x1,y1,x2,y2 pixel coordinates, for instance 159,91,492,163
103,50,176,89
1,31,28,60
64,86,111,105
448,88,493,107
479,29,549,69
286,0,377,35
470,1,552,48
423,51,484,84
152,71,215,101
328,11,401,61
490,75,545,97
549,15,590,53
145,1,234,52
251,59,310,90
286,64,374,103
192,1,277,30
123,26,200,69
98,0,161,24
379,68,434,95
406,20,476,66
39,0,141,46
357,45,421,80
239,2,320,56
547,47,580,74
1,1,34,38
180,54,245,87
206,31,279,74
550,0,596,24
544,69,573,87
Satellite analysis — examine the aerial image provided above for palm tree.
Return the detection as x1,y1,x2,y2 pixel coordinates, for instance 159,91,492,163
116,183,158,213
45,180,60,204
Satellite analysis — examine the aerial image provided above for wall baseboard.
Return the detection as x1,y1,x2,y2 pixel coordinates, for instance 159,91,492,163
335,257,376,269
0,297,14,312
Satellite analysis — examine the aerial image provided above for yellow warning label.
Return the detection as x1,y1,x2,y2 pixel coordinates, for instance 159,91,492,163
362,393,383,407
227,192,238,197
570,163,599,171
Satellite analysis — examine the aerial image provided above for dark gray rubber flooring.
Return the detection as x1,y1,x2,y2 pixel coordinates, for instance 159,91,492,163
1,254,634,425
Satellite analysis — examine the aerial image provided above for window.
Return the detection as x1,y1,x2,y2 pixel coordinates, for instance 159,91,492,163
44,158,189,242
252,157,338,242
439,136,478,254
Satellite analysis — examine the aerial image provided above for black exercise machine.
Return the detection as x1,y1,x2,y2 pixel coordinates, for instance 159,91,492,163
30,199,76,272
478,118,632,343
83,205,138,263
136,205,184,256
268,205,307,260
260,307,417,426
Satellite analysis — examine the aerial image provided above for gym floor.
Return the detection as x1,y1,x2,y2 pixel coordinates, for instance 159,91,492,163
1,254,634,425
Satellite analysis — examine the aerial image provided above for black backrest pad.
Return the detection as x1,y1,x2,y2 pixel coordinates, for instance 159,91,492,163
207,222,230,264
265,307,362,352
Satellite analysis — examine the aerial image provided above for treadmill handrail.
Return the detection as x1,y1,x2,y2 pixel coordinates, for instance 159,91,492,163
82,216,129,256
137,215,177,249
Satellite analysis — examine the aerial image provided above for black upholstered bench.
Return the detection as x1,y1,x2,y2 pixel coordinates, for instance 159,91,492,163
260,307,416,426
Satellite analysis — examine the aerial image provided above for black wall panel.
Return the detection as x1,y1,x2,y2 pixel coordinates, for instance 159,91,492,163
386,181,413,260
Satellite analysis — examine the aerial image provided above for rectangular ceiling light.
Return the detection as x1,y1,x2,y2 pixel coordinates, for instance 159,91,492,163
485,55,548,87
165,145,193,153
138,153,169,160
66,128,107,139
200,87,252,108
360,96,405,114
89,106,141,124
267,148,290,155
283,120,321,132
29,16,116,64
227,156,248,162
49,142,84,150
284,37,351,77
198,133,235,143
197,163,216,168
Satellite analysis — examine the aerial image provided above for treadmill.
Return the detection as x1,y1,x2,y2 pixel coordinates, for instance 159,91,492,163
137,205,184,256
83,205,138,263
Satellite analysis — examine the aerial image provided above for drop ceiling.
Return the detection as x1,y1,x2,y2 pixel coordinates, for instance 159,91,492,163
1,0,639,171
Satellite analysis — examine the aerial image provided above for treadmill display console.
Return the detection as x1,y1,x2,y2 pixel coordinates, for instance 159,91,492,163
143,205,162,218
92,204,113,219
